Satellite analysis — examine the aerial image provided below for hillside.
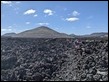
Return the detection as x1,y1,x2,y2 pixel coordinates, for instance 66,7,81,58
13,26,72,38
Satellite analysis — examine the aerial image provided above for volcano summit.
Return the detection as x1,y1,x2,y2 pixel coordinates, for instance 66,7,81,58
13,26,72,38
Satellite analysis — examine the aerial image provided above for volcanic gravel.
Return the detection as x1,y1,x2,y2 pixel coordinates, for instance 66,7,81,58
1,37,108,81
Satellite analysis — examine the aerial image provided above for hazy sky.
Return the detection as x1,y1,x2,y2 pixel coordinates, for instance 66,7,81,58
1,1,108,35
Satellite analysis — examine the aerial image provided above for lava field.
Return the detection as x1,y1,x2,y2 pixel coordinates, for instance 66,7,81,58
1,37,108,81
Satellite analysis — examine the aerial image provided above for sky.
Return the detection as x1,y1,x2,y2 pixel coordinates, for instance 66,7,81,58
1,1,108,35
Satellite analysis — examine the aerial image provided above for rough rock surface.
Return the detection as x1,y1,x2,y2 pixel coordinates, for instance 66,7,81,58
1,37,108,81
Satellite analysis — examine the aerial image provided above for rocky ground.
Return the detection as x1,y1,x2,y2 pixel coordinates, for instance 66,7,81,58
1,37,108,81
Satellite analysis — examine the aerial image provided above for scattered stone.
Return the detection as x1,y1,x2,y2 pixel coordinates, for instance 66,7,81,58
1,37,108,81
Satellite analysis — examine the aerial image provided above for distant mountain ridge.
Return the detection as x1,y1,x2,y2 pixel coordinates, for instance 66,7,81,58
2,33,16,37
90,32,108,36
2,26,108,38
70,32,108,38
